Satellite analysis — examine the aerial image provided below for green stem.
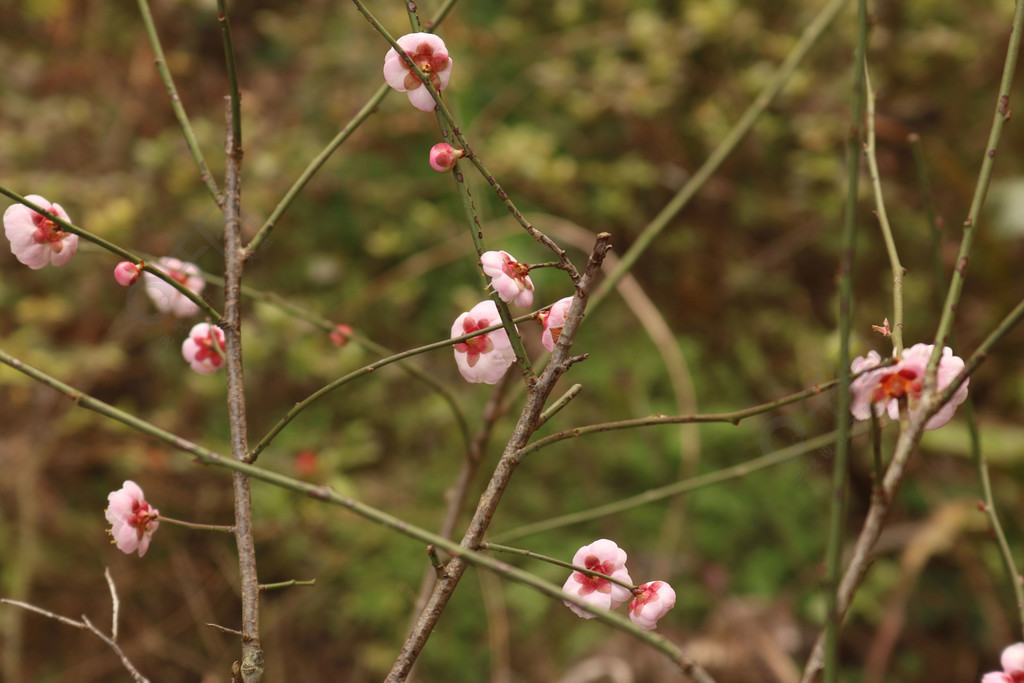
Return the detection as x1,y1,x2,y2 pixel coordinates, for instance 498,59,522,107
135,0,223,208
536,384,582,427
0,188,221,321
450,157,536,382
481,542,637,592
350,0,579,279
158,516,234,533
863,65,905,356
517,380,837,460
0,347,712,683
243,1,460,256
928,0,1024,377
587,0,849,314
495,427,863,544
258,579,316,590
249,312,539,459
824,0,867,679
216,0,243,158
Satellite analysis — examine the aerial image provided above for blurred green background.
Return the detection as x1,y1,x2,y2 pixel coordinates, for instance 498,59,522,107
2,0,1024,680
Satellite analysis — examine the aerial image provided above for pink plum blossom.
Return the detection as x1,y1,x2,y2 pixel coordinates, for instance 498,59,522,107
562,539,633,619
105,480,160,557
539,296,573,351
480,250,534,308
382,32,453,112
628,581,677,630
849,343,969,430
114,261,142,287
144,257,205,317
3,195,78,269
981,642,1024,682
330,324,353,348
451,300,516,384
429,143,464,172
181,323,226,374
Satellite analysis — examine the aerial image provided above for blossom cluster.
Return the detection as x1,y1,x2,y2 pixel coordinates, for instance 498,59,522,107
562,539,677,631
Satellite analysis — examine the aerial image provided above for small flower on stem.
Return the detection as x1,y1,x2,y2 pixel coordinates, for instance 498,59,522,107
871,318,891,337
144,257,205,317
429,143,464,172
3,195,78,269
849,343,969,430
480,250,534,308
539,296,573,351
114,261,142,287
981,642,1024,682
628,581,677,630
330,324,353,348
181,322,226,374
105,481,159,557
382,33,453,112
562,539,633,619
451,300,516,384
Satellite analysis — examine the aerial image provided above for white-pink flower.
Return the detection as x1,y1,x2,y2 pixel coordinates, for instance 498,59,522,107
144,257,205,317
105,480,160,557
114,261,142,287
981,642,1024,682
539,297,573,351
429,142,464,172
182,323,226,374
480,250,534,308
562,539,633,619
849,343,969,430
628,581,677,630
382,32,453,112
3,195,78,269
451,300,516,384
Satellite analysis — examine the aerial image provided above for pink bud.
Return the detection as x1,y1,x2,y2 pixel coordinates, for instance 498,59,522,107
628,581,677,630
429,143,464,172
330,324,354,348
114,261,142,287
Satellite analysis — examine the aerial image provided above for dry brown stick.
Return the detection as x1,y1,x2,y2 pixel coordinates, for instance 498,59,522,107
221,100,263,682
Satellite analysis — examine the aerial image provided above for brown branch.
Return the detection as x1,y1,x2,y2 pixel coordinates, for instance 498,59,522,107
385,233,711,683
222,100,263,682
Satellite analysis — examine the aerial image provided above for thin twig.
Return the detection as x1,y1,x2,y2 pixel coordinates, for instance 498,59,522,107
495,427,862,543
1,599,151,683
243,1,462,256
822,0,868,679
104,568,120,643
0,354,709,682
0,187,221,320
588,0,849,313
926,0,1024,378
517,380,838,459
135,0,223,208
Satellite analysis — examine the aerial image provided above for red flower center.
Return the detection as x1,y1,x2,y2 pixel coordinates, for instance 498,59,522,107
401,43,448,91
871,367,922,404
192,328,226,368
453,317,493,367
30,208,67,250
128,500,158,540
571,553,615,596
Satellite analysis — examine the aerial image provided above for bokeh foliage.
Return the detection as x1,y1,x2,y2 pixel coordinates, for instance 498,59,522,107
2,0,1024,680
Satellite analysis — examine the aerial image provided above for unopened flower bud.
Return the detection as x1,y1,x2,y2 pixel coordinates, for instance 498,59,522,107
330,324,354,347
114,261,142,287
429,143,464,172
